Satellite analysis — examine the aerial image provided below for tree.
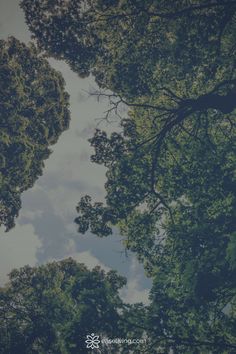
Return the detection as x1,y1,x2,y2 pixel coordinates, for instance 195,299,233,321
74,110,236,352
0,37,70,231
0,258,128,353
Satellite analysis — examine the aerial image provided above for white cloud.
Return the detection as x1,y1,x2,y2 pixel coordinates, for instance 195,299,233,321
121,278,150,305
120,258,150,305
59,238,111,271
0,223,41,286
71,250,111,271
19,209,44,221
45,244,111,273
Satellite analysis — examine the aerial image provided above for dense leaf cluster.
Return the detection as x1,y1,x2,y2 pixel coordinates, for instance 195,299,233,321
0,37,70,231
0,259,127,353
21,0,236,100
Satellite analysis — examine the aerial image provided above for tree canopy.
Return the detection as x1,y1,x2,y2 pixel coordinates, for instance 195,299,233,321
0,37,70,231
0,258,128,354
21,0,236,102
10,0,236,351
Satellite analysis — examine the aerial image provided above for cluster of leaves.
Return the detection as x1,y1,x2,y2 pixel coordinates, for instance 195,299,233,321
74,110,236,351
0,258,128,354
0,37,70,231
21,0,236,99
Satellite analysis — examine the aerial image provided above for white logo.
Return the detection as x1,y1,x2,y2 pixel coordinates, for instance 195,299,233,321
85,333,100,349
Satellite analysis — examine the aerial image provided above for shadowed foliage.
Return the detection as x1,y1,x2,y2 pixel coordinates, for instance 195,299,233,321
0,258,128,354
0,37,70,231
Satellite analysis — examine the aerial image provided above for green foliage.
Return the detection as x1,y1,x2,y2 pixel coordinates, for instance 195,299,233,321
18,0,236,351
74,110,236,351
21,0,236,99
0,258,127,353
0,37,70,231
227,232,236,270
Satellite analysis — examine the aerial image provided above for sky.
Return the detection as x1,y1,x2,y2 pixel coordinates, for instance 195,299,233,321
0,0,151,303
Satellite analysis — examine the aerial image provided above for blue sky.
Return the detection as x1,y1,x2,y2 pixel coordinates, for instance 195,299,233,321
0,0,151,303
